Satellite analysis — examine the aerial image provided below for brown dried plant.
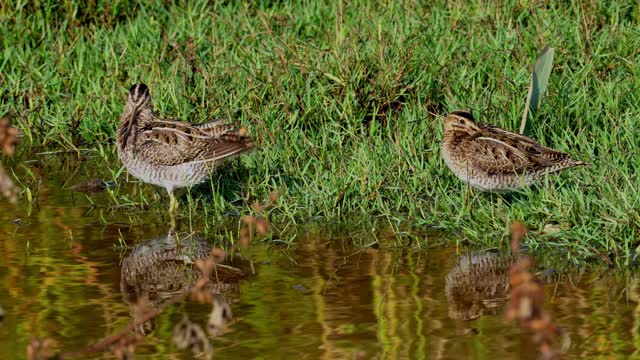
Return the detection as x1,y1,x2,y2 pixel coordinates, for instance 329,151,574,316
0,117,20,203
26,338,56,360
0,118,19,156
506,222,566,360
110,334,139,360
240,191,278,247
190,247,226,303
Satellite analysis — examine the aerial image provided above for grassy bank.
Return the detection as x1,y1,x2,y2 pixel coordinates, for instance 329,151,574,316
1,0,639,266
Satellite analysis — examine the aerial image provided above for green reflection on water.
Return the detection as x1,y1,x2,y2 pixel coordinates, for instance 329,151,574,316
0,153,638,359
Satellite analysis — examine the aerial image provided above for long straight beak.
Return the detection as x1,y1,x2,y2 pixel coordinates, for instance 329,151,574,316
121,105,140,147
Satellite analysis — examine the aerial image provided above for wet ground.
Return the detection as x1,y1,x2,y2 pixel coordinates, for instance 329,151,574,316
0,152,638,359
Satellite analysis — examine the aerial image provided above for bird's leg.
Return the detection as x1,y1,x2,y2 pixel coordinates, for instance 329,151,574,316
169,191,178,213
169,214,177,236
168,190,178,235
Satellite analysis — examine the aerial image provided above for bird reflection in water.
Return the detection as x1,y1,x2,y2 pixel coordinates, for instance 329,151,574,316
445,250,515,322
120,231,251,341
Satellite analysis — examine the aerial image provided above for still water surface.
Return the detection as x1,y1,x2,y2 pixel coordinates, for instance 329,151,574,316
0,153,638,359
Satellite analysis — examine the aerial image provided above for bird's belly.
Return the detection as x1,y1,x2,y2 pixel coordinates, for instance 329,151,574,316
441,147,535,192
451,165,536,192
120,155,210,191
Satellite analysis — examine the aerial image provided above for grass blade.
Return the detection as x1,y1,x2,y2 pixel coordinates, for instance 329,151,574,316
520,46,555,135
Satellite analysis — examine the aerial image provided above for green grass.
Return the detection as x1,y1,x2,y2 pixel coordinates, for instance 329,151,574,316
1,0,639,267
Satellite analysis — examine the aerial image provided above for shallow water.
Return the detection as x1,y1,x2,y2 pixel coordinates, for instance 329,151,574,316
0,152,638,359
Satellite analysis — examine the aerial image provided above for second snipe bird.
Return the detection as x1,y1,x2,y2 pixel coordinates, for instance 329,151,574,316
117,84,255,212
441,110,587,192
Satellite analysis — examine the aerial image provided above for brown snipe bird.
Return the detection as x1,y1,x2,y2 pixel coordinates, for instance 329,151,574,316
441,110,587,192
117,84,254,213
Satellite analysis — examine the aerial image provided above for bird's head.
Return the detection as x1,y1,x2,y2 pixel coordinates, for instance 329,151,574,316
443,110,481,136
119,83,153,149
126,83,152,113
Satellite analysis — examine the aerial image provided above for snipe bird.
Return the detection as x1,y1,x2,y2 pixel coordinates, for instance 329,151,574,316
441,110,587,192
117,84,255,213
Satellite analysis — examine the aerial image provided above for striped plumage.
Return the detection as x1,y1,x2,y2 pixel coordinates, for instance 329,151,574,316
441,110,587,192
117,83,254,212
445,251,514,321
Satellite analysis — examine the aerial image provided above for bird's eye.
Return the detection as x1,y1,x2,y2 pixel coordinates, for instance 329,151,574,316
459,119,465,124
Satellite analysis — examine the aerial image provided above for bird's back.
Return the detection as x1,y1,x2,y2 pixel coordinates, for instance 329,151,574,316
119,118,254,191
441,111,587,191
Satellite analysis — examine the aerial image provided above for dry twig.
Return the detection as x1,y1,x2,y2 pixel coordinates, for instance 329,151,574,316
506,222,567,360
0,117,20,203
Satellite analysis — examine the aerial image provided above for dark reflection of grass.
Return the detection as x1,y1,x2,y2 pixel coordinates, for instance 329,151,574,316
1,1,639,266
